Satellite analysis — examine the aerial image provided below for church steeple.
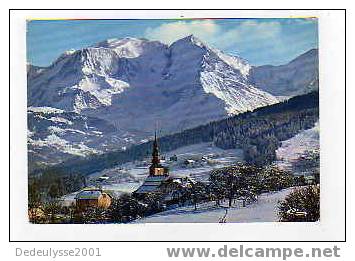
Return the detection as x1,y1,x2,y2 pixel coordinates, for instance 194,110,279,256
133,130,170,197
151,130,160,166
149,130,168,176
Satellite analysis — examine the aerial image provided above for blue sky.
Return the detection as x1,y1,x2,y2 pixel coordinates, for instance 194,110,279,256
27,18,318,67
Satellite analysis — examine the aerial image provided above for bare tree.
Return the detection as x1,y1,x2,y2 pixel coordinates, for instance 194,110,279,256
278,186,320,222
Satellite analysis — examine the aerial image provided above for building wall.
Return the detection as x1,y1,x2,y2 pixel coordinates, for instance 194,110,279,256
76,192,112,210
98,193,112,208
150,166,165,176
76,199,98,210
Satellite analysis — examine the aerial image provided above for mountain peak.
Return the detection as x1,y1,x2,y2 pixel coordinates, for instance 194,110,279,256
94,37,148,48
171,34,207,48
286,48,318,67
184,34,200,41
250,48,319,96
92,37,166,58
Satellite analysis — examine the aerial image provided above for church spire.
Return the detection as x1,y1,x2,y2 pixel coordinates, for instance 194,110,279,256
151,130,160,165
149,129,169,176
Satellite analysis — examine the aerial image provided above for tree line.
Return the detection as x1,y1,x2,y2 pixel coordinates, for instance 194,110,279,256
28,170,86,210
37,91,318,177
29,163,298,224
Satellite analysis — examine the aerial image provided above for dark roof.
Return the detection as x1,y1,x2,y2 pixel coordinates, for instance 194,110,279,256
75,189,105,200
134,175,170,194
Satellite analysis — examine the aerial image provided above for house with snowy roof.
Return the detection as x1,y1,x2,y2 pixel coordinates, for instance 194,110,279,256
75,188,112,210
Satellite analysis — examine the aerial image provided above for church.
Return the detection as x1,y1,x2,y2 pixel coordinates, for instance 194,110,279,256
133,132,170,196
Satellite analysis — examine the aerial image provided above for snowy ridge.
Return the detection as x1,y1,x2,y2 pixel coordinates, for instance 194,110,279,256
28,106,64,114
28,133,101,157
28,35,276,114
71,76,130,110
212,48,251,77
200,51,278,114
27,107,129,165
27,35,315,164
94,37,166,58
250,48,319,96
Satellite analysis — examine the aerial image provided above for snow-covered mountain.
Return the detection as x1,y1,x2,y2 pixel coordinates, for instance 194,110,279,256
249,49,319,96
28,35,277,117
28,106,126,170
28,35,316,166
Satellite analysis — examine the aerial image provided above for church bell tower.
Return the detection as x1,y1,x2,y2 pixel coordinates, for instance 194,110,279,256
149,131,168,176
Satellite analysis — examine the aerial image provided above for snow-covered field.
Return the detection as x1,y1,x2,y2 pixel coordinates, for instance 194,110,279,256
61,122,320,214
91,142,243,184
60,133,316,223
276,122,319,171
61,142,244,203
135,188,294,223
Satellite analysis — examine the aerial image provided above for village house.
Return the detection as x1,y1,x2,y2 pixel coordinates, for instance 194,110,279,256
75,188,112,210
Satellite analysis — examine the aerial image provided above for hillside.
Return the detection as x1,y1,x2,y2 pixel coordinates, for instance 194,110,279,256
134,188,294,223
249,49,319,96
39,91,318,177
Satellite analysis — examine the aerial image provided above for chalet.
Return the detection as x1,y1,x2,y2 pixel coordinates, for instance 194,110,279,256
75,188,112,210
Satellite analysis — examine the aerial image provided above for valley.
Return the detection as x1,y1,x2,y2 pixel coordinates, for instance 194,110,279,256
27,34,320,225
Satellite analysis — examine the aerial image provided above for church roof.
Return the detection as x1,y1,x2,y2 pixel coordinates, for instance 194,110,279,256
134,175,170,194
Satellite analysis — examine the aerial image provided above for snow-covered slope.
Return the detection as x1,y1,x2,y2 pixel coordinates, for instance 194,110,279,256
28,36,319,167
27,106,134,168
276,122,319,172
28,35,277,121
134,188,294,223
28,35,281,165
249,49,319,96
